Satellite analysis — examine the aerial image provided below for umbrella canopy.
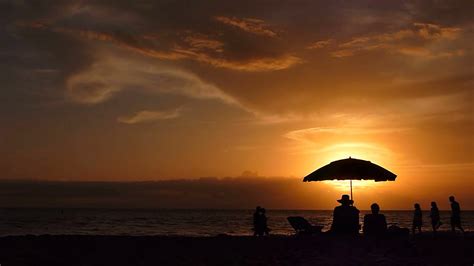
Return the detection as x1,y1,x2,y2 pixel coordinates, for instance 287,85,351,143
303,157,396,202
303,157,396,182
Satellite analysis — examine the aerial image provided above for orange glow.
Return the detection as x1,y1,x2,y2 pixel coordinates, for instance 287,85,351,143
1,1,473,210
324,180,384,192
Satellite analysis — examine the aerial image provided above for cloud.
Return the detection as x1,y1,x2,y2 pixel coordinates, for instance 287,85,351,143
332,22,463,58
66,52,239,105
283,125,399,166
4,2,473,117
214,16,277,37
306,39,333,49
284,126,410,143
172,47,302,71
413,23,461,40
27,24,300,72
1,0,473,189
117,108,182,124
183,34,224,53
0,178,354,209
2,176,472,209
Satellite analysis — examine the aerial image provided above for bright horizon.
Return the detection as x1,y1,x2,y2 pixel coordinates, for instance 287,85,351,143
1,1,473,210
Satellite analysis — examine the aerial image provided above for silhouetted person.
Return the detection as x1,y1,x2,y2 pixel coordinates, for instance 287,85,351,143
253,206,269,236
449,196,465,234
363,203,387,237
253,206,262,236
430,202,441,233
261,208,270,236
412,203,422,234
330,194,360,235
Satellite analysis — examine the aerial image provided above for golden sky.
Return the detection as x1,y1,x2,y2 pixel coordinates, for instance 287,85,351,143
0,0,472,209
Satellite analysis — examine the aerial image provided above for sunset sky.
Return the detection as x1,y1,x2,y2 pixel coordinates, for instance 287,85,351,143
0,0,472,209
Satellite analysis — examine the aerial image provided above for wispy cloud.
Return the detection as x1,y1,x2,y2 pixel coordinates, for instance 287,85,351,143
117,108,181,124
172,47,302,71
306,39,333,49
214,16,278,37
332,23,463,58
183,34,224,53
284,126,410,143
66,52,239,105
25,23,300,72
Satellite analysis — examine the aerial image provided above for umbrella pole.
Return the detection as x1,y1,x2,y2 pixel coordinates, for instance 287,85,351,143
350,180,353,204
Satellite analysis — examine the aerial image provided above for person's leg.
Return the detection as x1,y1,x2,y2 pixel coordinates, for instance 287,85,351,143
435,220,441,230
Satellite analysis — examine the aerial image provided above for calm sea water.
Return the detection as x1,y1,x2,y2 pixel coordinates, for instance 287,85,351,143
0,209,472,236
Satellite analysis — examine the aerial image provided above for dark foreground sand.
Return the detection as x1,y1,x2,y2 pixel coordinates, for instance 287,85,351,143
0,233,472,266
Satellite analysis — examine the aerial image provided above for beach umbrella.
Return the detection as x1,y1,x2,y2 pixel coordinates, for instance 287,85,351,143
303,157,396,202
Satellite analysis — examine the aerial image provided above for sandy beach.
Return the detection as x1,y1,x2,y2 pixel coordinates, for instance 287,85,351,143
0,233,471,266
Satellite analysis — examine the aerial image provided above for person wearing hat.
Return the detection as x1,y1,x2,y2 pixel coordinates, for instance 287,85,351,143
330,194,360,234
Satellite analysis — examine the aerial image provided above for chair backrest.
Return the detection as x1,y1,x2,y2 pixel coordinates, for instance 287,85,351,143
287,216,312,231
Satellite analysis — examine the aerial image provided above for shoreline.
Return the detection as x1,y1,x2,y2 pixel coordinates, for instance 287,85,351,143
0,230,469,237
1,233,471,265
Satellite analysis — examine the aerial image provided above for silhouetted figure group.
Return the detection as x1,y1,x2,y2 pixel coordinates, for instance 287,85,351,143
253,206,270,236
330,195,387,237
412,196,465,235
253,195,466,237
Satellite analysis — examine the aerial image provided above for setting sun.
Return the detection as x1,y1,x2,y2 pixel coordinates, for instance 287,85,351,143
324,180,385,192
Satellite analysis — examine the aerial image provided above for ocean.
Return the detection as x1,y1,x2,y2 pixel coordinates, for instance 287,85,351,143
0,209,472,236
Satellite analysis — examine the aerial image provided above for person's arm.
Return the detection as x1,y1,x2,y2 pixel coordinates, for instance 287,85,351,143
331,207,338,231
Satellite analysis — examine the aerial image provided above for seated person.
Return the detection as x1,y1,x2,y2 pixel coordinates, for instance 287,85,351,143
363,203,387,236
330,194,360,234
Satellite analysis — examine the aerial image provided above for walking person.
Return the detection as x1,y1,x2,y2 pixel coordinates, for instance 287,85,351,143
449,196,465,234
430,202,441,233
412,203,422,235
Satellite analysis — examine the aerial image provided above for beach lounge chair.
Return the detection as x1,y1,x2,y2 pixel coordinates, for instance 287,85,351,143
386,224,410,238
287,216,323,235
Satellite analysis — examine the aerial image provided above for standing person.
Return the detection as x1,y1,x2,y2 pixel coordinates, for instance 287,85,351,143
330,194,360,235
253,206,263,236
430,202,441,233
252,206,270,236
449,196,465,234
412,203,422,235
